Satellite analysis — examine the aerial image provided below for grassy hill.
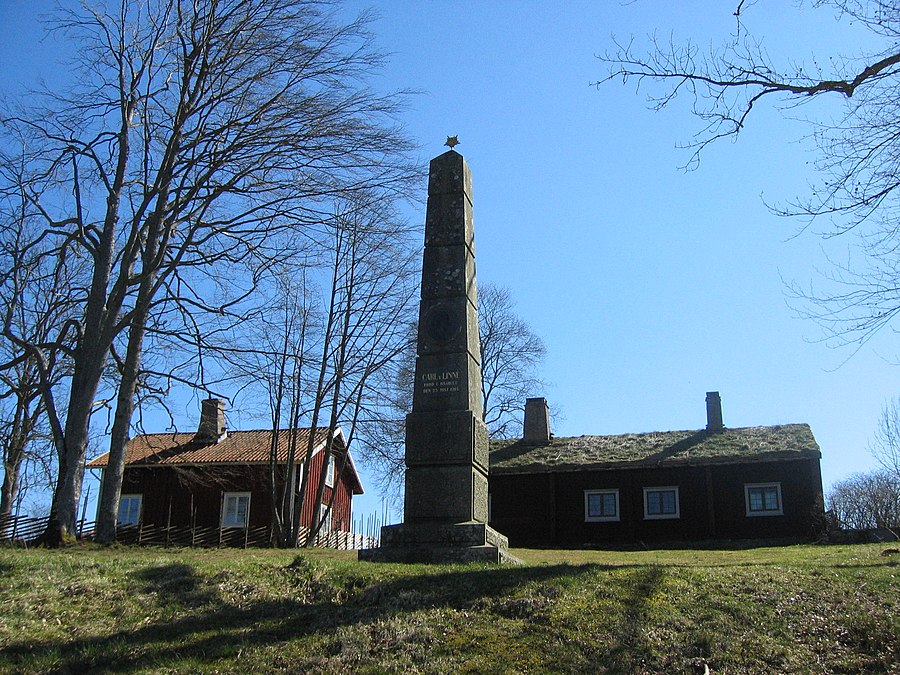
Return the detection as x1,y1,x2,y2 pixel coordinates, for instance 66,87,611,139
0,544,897,673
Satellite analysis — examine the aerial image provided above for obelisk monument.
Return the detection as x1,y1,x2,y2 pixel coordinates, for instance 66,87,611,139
359,143,516,564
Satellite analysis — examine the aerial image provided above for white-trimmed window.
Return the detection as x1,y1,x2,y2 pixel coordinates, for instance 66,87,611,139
318,502,332,533
324,453,335,488
644,486,680,519
745,483,783,516
118,494,142,526
294,462,305,494
222,492,251,528
585,489,620,522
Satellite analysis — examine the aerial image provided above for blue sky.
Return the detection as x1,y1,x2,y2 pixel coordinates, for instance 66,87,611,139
1,1,895,522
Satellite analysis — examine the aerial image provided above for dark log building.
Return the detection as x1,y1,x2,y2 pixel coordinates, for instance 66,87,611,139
488,393,825,547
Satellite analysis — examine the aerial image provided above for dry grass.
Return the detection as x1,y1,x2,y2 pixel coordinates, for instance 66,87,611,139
0,543,896,673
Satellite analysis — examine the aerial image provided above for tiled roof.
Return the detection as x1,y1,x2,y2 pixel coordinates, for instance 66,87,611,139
489,424,820,474
87,427,364,494
87,428,334,467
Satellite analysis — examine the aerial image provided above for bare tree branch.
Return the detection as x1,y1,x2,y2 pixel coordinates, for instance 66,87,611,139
0,0,420,544
598,0,900,350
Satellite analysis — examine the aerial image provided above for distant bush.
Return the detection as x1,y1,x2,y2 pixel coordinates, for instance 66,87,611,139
827,470,900,530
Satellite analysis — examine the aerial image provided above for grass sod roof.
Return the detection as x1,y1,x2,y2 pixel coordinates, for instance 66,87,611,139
489,424,820,474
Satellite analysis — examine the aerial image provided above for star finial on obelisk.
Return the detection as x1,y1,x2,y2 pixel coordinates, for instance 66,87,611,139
445,135,459,150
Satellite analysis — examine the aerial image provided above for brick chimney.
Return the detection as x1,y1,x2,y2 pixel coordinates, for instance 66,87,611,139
197,398,227,443
706,391,724,434
523,397,551,444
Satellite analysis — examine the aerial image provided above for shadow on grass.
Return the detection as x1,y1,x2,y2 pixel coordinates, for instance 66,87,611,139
592,565,666,669
0,560,665,672
833,560,899,569
131,563,220,607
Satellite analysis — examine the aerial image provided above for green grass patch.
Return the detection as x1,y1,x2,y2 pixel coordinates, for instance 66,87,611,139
0,543,897,673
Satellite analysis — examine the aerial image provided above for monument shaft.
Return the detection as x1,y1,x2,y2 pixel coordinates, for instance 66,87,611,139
359,148,516,564
405,150,489,524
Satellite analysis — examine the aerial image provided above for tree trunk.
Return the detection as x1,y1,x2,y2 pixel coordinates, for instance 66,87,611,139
301,302,341,544
95,312,146,544
0,392,35,519
39,113,132,546
41,352,106,546
268,321,293,547
94,203,165,544
0,459,20,521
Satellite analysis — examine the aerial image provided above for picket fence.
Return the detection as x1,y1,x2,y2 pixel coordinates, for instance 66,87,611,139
0,514,378,551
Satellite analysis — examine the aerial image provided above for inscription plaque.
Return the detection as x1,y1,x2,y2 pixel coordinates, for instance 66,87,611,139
420,369,461,395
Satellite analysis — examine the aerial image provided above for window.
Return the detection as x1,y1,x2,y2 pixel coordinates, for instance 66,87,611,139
585,489,620,522
745,483,783,516
318,503,332,533
118,494,142,526
222,492,251,528
293,462,305,494
644,486,680,519
324,453,334,488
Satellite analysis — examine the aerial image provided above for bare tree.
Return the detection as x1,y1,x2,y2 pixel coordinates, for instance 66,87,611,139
0,184,77,523
229,258,318,547
356,321,414,501
479,283,548,439
0,368,44,520
0,352,59,523
871,396,900,480
362,283,548,504
828,470,900,530
598,1,900,348
256,266,315,547
302,199,418,545
228,195,418,546
0,0,417,544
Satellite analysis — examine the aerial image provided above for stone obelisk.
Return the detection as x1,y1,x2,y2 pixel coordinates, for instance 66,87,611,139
359,146,517,564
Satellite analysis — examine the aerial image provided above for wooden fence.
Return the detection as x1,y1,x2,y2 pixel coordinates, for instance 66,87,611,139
0,514,68,543
0,514,378,551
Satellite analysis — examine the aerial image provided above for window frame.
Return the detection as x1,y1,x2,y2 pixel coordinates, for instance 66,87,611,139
584,489,620,522
221,491,251,529
324,453,335,488
117,494,142,526
643,486,680,520
744,482,783,517
318,502,332,534
293,461,305,493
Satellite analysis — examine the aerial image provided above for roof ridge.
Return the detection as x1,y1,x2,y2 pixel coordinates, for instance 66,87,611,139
491,423,810,445
132,427,330,437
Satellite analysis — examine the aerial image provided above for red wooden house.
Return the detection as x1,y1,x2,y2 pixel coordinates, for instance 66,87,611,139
87,399,364,545
489,394,825,547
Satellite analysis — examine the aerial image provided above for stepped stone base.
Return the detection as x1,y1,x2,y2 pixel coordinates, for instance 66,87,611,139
358,522,521,564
